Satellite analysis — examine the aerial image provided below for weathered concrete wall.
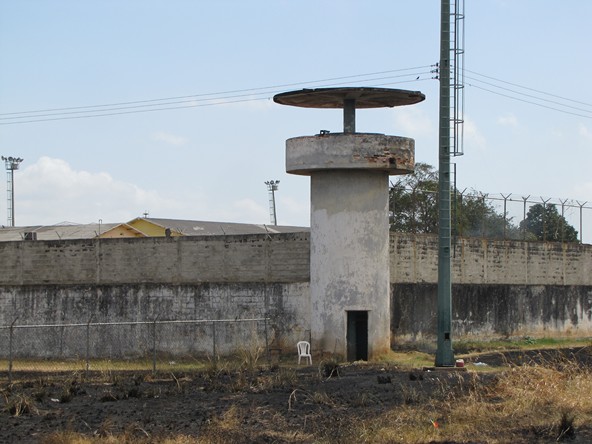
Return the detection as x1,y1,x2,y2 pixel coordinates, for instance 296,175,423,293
392,283,592,344
0,282,311,358
1,232,591,358
390,234,592,286
1,232,590,287
0,232,310,286
0,233,312,358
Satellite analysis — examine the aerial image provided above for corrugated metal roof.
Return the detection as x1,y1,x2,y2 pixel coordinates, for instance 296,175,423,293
0,219,309,242
144,218,309,236
0,222,119,241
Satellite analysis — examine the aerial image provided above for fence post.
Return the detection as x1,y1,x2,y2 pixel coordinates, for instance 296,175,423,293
577,201,587,243
541,197,551,242
522,196,530,240
479,193,488,237
85,316,93,377
457,189,466,237
212,321,217,360
560,199,569,243
152,315,160,376
264,317,270,366
8,317,18,383
501,193,511,240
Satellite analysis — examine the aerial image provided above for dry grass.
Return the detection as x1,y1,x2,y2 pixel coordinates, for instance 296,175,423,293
377,349,435,368
362,357,592,443
2,392,39,416
9,346,592,443
40,432,200,444
454,336,591,355
196,403,314,444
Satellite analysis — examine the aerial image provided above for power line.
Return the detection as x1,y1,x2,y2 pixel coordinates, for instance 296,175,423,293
0,97,272,125
0,92,272,122
0,69,434,123
465,74,592,115
463,69,592,119
465,69,592,108
0,70,432,125
0,65,433,121
0,70,433,125
466,83,592,119
4,65,589,124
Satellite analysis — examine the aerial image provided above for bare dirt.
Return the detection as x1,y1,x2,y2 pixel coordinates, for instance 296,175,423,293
1,348,591,443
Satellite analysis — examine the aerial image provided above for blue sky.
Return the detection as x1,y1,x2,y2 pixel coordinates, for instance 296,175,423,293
1,1,591,240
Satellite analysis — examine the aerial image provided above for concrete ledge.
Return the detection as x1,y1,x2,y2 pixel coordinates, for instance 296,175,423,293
286,133,414,175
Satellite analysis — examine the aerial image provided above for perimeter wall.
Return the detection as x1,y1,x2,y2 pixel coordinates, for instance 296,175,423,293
0,232,590,357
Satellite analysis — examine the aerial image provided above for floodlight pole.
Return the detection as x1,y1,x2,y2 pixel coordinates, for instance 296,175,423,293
265,180,279,225
435,0,455,367
2,156,23,227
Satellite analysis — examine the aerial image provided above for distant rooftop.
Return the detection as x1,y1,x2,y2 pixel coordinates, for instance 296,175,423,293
141,218,309,237
0,222,117,242
0,218,309,242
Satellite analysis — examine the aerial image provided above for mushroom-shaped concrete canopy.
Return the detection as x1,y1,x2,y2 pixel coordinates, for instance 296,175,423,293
273,87,425,109
274,87,425,133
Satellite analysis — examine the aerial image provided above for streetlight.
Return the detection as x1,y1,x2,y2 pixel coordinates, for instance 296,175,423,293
2,156,23,227
264,180,280,225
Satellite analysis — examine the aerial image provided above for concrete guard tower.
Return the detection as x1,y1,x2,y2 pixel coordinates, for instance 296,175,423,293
274,87,425,361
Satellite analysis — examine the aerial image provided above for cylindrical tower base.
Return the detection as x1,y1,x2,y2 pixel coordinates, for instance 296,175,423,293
310,170,391,360
286,132,414,361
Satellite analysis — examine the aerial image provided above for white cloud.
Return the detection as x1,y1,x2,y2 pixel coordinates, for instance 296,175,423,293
15,157,186,225
279,195,310,227
232,198,269,222
497,113,518,127
152,131,188,146
463,117,487,152
571,181,592,201
579,123,592,141
7,157,306,228
393,107,434,137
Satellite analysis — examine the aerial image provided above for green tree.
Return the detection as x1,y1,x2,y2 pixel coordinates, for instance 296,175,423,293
389,163,518,239
454,192,519,239
389,163,438,233
519,203,578,242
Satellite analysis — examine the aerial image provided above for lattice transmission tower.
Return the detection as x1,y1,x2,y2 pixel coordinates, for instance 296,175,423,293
2,156,23,227
264,180,279,225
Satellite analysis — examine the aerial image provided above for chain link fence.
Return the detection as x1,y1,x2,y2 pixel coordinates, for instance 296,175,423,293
0,317,272,382
390,186,592,244
475,193,589,243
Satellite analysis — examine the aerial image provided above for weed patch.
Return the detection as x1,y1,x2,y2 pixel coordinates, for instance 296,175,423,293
1,346,591,443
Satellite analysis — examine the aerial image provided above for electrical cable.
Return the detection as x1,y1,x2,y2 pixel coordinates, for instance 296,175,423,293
465,75,592,115
0,70,433,121
466,83,592,119
0,65,433,118
466,69,592,108
4,65,588,124
0,97,272,125
0,69,434,125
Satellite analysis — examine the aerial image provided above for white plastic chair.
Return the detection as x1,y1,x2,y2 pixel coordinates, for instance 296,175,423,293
297,341,312,365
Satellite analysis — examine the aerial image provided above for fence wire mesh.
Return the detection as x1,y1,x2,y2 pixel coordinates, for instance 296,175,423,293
390,186,591,244
0,318,271,382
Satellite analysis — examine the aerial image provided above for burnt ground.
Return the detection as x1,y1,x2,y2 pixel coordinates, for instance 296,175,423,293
0,347,591,444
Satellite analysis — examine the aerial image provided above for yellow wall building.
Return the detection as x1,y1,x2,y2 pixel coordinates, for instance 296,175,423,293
99,218,182,238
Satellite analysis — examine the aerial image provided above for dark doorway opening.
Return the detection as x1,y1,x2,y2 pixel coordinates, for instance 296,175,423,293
346,311,368,361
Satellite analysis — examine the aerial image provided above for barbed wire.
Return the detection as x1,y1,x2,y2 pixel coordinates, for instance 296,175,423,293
389,185,590,243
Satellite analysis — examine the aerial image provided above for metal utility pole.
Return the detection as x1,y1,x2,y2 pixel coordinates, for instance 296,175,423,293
435,0,465,366
2,156,23,227
436,0,455,367
265,180,279,225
